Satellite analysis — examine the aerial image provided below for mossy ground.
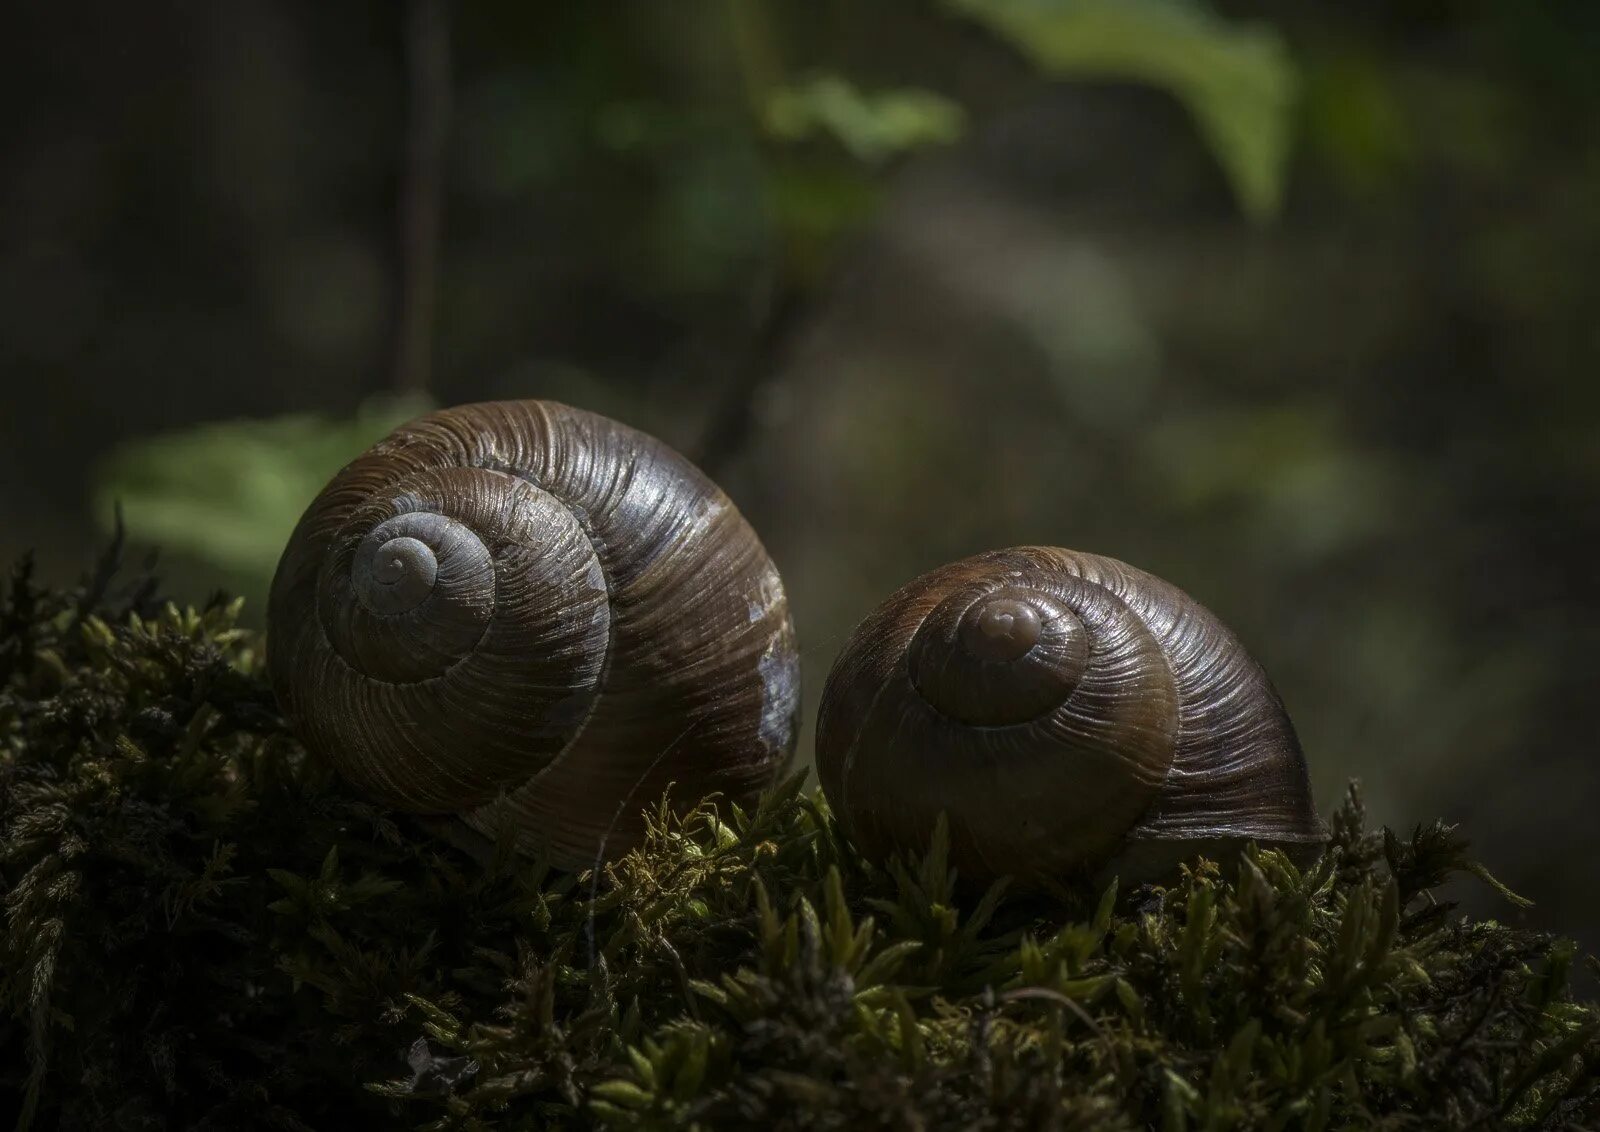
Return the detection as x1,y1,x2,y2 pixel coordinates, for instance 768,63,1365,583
3,542,1599,1130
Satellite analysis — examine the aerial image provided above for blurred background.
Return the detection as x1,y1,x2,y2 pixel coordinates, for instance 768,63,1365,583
3,2,1597,951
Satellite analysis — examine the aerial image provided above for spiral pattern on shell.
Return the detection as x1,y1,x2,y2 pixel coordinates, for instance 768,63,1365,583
268,400,801,869
816,547,1325,884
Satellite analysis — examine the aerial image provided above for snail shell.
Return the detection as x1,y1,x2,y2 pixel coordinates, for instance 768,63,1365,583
267,400,800,869
816,547,1325,885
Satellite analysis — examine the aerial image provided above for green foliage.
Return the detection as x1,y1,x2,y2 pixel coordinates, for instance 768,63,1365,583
946,0,1299,220
763,77,967,165
91,395,430,587
1300,52,1413,197
78,2,1307,609
3,555,1598,1130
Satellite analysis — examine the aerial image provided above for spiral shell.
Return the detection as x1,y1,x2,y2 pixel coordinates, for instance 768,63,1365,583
816,547,1325,884
267,400,800,868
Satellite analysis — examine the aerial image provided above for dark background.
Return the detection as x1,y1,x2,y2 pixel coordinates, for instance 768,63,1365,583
3,2,1597,952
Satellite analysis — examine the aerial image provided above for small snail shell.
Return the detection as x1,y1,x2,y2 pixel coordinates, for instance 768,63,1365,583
267,400,800,869
816,547,1325,885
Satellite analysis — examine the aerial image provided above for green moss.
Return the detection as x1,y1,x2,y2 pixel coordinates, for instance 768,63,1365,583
2,545,1598,1130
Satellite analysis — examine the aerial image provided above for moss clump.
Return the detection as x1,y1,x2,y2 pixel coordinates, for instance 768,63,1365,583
3,545,1599,1130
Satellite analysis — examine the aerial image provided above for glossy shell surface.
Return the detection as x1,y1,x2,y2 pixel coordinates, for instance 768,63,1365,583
268,400,800,868
816,547,1324,883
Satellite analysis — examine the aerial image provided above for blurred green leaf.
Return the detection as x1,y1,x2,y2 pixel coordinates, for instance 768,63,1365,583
763,76,967,165
652,141,771,295
1141,405,1399,560
945,0,1299,221
93,396,431,588
1301,53,1412,197
764,161,883,280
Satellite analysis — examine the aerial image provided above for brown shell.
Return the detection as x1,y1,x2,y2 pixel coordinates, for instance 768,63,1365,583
267,400,800,869
815,547,1326,885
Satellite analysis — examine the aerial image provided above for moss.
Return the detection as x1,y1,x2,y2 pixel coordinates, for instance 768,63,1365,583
2,543,1598,1130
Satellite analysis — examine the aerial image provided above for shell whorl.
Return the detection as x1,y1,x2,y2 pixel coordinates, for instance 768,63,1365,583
816,547,1326,884
268,400,801,868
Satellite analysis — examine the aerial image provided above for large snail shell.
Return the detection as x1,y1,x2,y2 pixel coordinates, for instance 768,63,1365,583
816,547,1325,885
267,400,800,869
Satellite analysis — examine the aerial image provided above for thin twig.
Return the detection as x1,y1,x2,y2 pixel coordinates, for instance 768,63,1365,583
390,0,451,396
998,985,1118,1068
689,0,802,479
690,282,808,478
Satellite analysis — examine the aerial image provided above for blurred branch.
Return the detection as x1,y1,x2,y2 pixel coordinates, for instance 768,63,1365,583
390,0,452,395
690,282,808,478
691,0,799,479
724,0,784,109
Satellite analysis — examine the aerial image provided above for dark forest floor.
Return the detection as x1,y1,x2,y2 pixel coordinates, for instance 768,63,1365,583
3,546,1599,1130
